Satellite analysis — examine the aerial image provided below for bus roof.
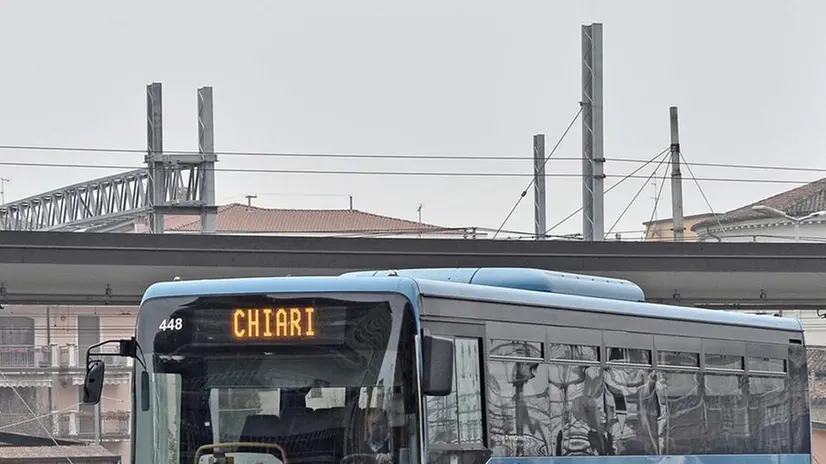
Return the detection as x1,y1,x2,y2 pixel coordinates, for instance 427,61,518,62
142,275,422,305
412,278,803,332
142,274,803,332
341,267,646,302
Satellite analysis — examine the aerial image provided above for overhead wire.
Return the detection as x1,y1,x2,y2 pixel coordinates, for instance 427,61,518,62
0,142,824,176
0,141,821,237
605,150,669,238
0,369,76,463
645,160,669,230
680,151,726,232
543,147,670,236
0,159,817,184
492,107,583,239
0,402,84,431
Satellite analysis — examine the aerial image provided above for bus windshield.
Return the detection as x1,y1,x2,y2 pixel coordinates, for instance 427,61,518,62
132,293,420,464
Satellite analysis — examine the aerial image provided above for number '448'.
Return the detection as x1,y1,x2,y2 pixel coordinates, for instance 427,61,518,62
159,318,183,331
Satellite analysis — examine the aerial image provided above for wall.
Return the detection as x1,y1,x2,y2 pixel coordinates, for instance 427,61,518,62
643,214,720,242
814,429,826,463
694,217,826,243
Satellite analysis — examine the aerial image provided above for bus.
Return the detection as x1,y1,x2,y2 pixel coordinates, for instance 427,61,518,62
82,267,812,464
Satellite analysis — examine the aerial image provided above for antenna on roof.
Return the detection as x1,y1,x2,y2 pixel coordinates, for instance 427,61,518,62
245,194,257,208
0,177,10,205
416,204,423,238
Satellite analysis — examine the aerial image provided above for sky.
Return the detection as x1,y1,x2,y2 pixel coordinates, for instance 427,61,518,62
0,0,823,239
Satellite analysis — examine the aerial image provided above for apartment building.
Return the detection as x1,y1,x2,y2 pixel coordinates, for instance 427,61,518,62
0,306,136,463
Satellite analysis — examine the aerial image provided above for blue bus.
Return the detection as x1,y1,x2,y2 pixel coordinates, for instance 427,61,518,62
82,267,811,464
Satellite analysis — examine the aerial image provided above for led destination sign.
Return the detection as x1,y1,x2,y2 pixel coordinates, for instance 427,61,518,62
150,298,376,354
233,307,316,339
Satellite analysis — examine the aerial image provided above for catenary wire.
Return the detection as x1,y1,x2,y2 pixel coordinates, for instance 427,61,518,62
543,147,671,235
0,143,825,175
645,161,669,229
605,151,670,238
0,159,816,184
492,107,582,239
680,151,726,231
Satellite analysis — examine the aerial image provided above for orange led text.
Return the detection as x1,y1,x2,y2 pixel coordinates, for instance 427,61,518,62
232,307,316,339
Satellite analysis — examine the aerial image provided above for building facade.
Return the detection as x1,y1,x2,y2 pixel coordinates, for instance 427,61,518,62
642,213,720,242
0,306,135,462
692,177,826,243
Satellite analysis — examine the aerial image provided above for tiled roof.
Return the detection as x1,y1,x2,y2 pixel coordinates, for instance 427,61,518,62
691,177,826,231
162,203,459,235
0,444,117,460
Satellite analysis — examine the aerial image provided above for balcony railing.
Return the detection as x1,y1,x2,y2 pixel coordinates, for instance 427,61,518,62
0,344,133,369
0,411,130,441
55,410,131,440
0,412,52,437
0,345,52,368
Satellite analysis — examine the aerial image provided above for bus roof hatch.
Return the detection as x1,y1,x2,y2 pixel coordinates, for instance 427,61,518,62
341,267,645,302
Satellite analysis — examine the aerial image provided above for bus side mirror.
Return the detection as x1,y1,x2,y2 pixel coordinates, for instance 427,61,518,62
83,360,105,404
422,335,454,396
82,338,140,405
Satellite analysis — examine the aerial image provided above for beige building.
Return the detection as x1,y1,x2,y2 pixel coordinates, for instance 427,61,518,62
0,203,469,463
0,307,134,462
691,177,826,243
642,212,721,242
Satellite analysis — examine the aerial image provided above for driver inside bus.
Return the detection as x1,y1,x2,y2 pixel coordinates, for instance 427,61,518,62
364,409,393,464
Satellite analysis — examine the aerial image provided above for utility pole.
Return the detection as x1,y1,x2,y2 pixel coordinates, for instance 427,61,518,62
0,178,9,205
146,83,165,234
145,83,219,234
669,106,685,242
245,194,257,207
581,23,605,241
198,86,218,234
533,134,546,240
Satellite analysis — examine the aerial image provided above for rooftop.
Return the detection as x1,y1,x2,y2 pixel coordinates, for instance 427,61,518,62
642,212,721,227
151,203,471,236
0,444,117,461
692,177,826,231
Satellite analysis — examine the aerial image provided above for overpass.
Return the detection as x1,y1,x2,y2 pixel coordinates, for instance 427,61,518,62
0,230,824,308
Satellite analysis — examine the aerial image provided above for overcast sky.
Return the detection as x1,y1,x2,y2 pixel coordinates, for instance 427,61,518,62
0,1,822,238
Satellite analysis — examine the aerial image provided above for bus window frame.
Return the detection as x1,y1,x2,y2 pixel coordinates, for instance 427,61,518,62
419,318,490,456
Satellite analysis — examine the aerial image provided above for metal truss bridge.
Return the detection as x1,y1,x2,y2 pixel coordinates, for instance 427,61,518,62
0,83,217,233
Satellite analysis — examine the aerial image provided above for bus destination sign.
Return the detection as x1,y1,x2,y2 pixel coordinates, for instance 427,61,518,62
232,307,317,340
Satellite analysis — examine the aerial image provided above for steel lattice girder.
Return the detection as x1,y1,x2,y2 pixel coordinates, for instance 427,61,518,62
0,161,216,232
0,169,151,231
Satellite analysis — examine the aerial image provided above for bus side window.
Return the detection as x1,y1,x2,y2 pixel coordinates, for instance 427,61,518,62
424,337,485,452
